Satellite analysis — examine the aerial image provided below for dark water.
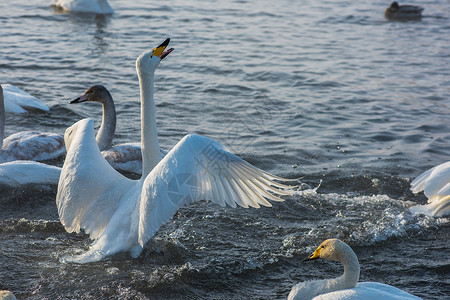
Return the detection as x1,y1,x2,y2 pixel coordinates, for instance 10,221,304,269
1,0,449,299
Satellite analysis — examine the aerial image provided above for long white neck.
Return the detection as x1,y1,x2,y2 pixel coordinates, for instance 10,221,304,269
0,85,4,149
95,94,116,151
324,248,360,295
138,68,162,178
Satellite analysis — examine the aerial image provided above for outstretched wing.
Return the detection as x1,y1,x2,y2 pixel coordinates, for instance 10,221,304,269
56,119,134,239
411,161,450,197
138,134,297,246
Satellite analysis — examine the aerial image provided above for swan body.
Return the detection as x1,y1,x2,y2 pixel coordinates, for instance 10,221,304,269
0,85,65,163
56,39,295,263
410,161,450,217
385,2,423,20
69,85,166,175
2,84,49,113
288,239,421,300
52,0,114,14
0,161,61,186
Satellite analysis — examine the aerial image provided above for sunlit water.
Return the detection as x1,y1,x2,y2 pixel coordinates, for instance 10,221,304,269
1,0,449,299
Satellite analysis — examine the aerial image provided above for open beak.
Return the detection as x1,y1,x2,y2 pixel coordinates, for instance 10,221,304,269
70,94,88,104
152,38,174,60
303,246,322,262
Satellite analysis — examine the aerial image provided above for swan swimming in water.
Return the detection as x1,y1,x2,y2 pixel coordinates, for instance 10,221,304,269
410,161,450,217
288,239,422,300
52,0,113,14
56,38,296,263
69,85,165,175
0,85,61,186
385,2,424,20
2,84,49,113
0,85,65,163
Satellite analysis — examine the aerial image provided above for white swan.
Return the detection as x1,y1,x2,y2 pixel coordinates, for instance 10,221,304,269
52,0,113,14
2,84,49,113
0,160,61,186
0,85,61,186
56,38,296,263
288,239,422,300
69,85,164,174
0,85,65,163
410,161,450,217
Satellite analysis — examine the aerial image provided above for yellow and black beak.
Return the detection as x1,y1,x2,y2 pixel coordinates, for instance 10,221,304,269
303,245,323,262
152,38,174,60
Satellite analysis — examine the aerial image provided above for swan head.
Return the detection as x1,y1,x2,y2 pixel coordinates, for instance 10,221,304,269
70,85,112,105
304,238,353,262
136,38,174,76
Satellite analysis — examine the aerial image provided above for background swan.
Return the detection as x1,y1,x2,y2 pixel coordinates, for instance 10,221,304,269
52,0,113,14
288,239,422,300
56,39,296,263
385,2,424,20
0,160,61,186
410,161,450,217
69,85,165,174
2,84,49,113
0,85,65,163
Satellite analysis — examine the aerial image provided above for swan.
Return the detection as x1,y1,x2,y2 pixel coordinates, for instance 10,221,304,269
385,2,424,20
0,160,61,186
0,85,65,163
69,85,165,174
56,38,296,263
410,161,450,217
52,0,113,14
2,84,49,113
288,239,422,300
0,86,61,186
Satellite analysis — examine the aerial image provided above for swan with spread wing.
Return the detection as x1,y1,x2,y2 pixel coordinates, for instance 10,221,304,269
56,39,296,263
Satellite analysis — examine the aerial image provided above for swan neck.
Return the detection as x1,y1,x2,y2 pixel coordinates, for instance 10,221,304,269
339,248,360,289
318,246,360,296
0,85,4,149
96,93,116,151
139,70,161,178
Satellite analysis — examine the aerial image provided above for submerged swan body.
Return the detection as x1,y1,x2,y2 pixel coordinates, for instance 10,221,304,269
0,85,62,186
56,39,296,263
0,85,65,163
2,84,49,113
288,239,421,300
69,85,162,174
52,0,113,14
410,161,450,217
385,2,424,20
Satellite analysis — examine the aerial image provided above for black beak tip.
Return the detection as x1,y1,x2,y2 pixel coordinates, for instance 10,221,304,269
158,38,170,48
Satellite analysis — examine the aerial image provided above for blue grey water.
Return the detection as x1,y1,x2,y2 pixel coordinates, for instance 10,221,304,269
1,0,449,298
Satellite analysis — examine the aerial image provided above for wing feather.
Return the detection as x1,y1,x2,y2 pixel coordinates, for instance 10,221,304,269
138,134,297,246
56,119,133,239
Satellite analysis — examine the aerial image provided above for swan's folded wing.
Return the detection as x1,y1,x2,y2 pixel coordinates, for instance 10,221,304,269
138,134,297,246
411,161,450,197
56,119,133,239
2,131,65,162
0,161,61,186
3,84,49,112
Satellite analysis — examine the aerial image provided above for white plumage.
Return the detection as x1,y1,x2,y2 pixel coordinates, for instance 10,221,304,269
2,84,49,113
0,85,65,164
288,239,422,300
52,0,113,14
410,161,450,217
56,39,296,263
